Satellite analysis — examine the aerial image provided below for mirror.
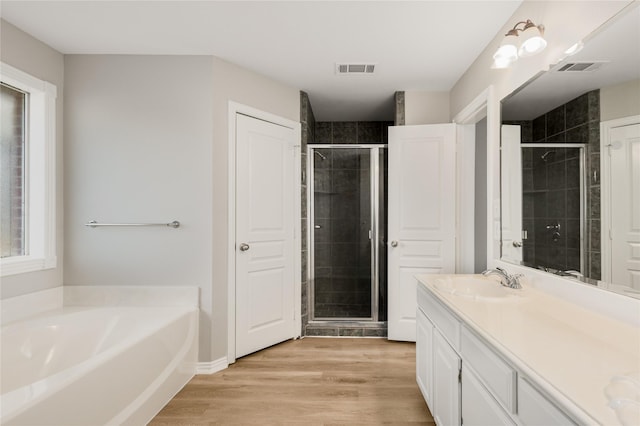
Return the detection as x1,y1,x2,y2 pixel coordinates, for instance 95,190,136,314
500,4,640,298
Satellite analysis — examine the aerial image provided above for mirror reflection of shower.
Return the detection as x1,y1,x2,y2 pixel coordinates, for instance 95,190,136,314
521,143,586,277
540,150,556,162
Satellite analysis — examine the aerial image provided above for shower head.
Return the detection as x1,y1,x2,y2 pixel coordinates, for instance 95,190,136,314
540,150,556,162
314,151,327,160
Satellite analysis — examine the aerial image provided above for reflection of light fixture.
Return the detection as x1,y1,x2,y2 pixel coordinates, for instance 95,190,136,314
564,41,584,56
492,19,546,69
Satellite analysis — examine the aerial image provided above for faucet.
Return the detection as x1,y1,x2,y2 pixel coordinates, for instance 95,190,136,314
482,267,523,289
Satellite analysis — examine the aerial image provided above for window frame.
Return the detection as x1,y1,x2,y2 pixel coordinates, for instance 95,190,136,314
1,62,57,276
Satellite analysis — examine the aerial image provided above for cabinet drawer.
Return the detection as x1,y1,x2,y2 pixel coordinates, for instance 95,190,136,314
461,326,516,413
518,377,576,425
417,284,460,350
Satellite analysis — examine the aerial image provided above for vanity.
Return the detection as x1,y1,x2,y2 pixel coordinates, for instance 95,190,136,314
415,273,640,426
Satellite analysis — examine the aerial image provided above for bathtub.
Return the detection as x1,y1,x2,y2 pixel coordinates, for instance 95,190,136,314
1,305,198,425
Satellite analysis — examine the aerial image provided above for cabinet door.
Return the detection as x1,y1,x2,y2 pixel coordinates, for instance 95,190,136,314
433,331,461,426
416,308,434,409
462,366,514,426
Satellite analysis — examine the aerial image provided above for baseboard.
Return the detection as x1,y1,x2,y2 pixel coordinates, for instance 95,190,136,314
196,357,228,375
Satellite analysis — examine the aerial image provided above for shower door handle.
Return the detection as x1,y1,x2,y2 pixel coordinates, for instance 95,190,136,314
390,240,398,248
239,243,250,252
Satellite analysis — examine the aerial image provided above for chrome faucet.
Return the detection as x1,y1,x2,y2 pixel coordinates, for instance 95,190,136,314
482,267,523,289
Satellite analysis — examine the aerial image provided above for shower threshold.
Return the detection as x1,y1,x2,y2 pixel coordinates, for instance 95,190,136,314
305,320,388,337
308,320,387,327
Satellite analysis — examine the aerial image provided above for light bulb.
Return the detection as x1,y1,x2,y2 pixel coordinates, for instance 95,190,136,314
518,25,547,57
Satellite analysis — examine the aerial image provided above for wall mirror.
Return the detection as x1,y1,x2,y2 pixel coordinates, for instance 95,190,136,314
500,3,640,298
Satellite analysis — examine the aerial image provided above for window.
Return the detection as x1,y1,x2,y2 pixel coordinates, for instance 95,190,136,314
0,63,57,276
1,83,26,258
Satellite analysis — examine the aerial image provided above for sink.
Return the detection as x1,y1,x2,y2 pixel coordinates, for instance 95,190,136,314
605,373,640,426
433,276,511,300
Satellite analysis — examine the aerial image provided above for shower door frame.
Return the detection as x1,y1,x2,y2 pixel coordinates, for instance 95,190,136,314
307,144,387,322
520,143,587,275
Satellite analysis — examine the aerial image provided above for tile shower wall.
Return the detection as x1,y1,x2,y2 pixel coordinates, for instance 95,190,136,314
507,90,601,279
300,91,315,336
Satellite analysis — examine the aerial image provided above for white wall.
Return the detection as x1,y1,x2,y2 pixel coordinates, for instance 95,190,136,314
63,55,214,360
210,56,299,361
404,91,450,125
0,20,64,299
601,78,640,121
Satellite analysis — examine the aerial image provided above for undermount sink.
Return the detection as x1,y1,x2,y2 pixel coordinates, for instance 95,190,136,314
433,276,511,300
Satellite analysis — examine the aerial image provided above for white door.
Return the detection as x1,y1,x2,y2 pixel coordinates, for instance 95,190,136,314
388,124,456,342
236,113,296,358
609,123,640,289
500,125,523,263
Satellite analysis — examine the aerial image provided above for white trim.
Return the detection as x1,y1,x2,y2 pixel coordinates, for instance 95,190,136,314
452,86,498,268
196,357,229,375
600,115,640,284
455,124,475,273
0,63,57,277
227,101,301,364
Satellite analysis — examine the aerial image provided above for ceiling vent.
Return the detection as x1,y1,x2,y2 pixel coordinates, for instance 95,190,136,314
552,61,608,72
336,63,376,75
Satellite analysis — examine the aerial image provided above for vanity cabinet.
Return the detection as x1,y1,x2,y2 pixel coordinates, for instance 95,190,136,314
416,282,577,426
433,332,461,426
416,308,434,407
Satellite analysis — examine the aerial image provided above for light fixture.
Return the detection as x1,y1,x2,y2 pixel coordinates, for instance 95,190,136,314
492,19,546,68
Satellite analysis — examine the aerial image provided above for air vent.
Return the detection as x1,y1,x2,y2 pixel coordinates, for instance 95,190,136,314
336,63,376,75
552,61,608,72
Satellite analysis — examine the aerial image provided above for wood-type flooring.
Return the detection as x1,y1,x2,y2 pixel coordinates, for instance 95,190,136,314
150,337,434,425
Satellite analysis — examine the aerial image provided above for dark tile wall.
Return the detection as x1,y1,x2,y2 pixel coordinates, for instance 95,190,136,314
314,121,393,144
300,91,316,336
313,147,372,319
395,91,405,125
505,90,601,279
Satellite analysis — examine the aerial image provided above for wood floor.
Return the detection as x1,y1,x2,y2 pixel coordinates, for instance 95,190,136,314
150,338,434,425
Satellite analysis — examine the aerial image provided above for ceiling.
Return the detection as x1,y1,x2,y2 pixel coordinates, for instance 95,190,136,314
502,3,640,121
0,1,523,121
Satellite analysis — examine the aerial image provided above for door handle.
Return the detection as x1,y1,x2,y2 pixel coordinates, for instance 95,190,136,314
390,240,398,248
239,243,250,252
513,241,522,248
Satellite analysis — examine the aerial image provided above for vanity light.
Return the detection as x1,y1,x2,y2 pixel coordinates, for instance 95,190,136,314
492,19,547,68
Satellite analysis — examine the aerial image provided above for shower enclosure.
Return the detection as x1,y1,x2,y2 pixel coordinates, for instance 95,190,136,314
521,143,586,275
308,145,387,323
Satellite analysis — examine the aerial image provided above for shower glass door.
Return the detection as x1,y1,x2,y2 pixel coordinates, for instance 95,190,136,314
309,145,387,321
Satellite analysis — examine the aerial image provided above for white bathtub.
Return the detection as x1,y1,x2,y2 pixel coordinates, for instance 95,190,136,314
0,305,198,425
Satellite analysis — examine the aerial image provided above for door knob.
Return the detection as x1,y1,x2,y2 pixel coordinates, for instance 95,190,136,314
390,240,398,248
513,241,522,248
239,243,250,252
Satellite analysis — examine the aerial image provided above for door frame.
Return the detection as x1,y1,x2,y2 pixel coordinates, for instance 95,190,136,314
227,101,301,363
452,85,499,269
601,114,640,283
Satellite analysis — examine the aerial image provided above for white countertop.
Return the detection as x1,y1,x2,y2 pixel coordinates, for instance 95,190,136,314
416,274,640,426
